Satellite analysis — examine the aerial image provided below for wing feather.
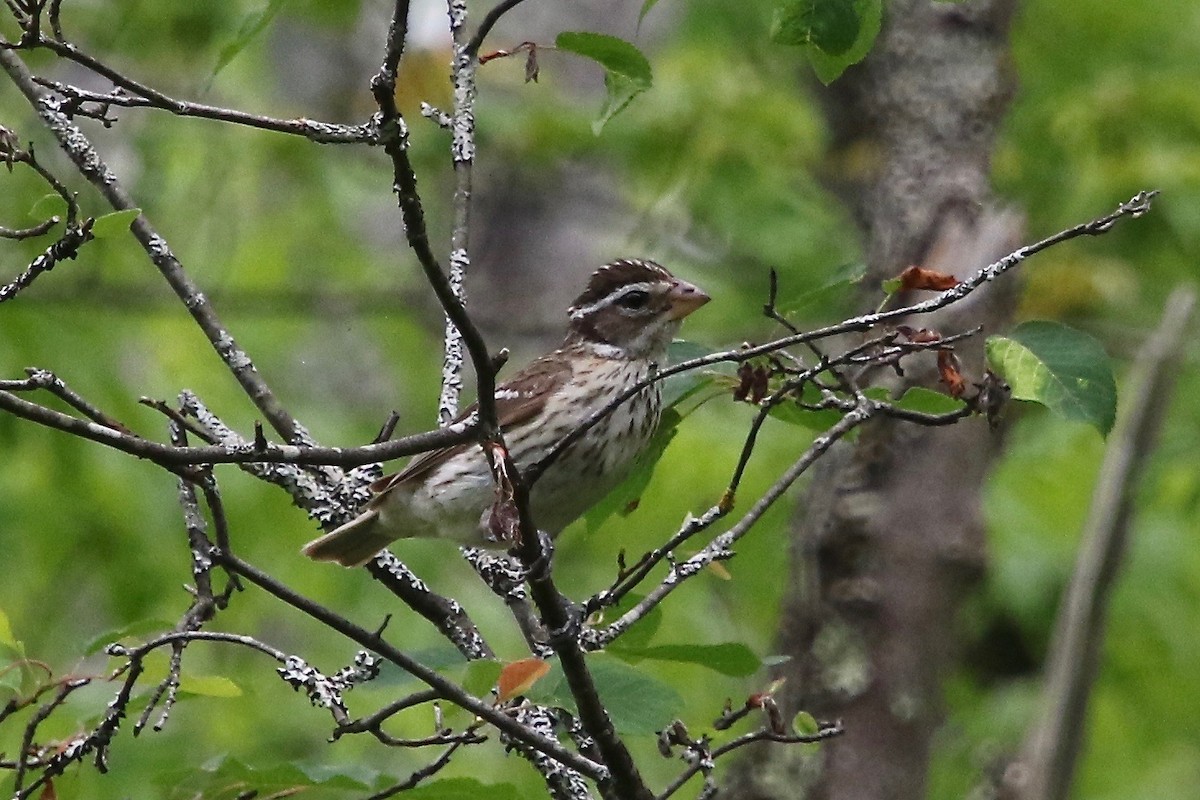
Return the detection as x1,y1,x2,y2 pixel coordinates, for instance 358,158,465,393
369,352,573,497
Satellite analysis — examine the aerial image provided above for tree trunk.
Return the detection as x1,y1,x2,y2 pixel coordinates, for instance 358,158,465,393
725,1,1022,797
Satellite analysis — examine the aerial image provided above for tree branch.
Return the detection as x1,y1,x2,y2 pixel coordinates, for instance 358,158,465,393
211,547,608,781
0,386,475,466
590,402,869,647
26,73,378,143
368,0,499,432
465,0,533,58
0,42,305,443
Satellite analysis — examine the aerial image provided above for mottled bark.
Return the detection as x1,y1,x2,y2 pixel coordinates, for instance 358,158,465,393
725,2,1022,798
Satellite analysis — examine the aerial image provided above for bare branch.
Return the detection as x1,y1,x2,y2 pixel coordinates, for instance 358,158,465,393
210,547,608,781
363,730,481,799
465,0,534,58
656,722,844,800
2,31,377,142
30,75,378,142
333,688,440,740
9,679,91,798
0,386,475,466
438,0,477,424
368,0,500,438
366,553,495,660
0,43,305,444
504,706,597,800
0,220,90,301
591,403,870,647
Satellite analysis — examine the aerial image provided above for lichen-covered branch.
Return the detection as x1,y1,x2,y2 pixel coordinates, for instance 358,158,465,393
0,42,304,443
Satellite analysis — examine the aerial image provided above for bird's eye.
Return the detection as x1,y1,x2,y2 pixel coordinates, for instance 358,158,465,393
616,290,651,310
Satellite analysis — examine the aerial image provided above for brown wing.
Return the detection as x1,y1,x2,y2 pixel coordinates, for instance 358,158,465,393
368,351,574,496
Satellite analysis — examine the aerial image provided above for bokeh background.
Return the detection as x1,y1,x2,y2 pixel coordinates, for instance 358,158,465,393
1,0,1197,797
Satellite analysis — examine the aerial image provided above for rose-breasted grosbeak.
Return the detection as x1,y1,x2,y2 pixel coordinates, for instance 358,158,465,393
303,258,709,567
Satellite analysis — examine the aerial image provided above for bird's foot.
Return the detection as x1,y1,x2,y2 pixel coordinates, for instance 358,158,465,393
514,529,555,585
546,600,586,648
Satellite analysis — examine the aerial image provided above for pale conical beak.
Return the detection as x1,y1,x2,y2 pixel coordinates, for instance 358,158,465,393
667,278,710,320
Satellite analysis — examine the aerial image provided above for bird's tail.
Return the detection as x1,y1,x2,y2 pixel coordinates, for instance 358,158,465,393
301,509,396,567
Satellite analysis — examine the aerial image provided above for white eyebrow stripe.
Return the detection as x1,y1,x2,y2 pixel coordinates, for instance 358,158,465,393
569,281,657,320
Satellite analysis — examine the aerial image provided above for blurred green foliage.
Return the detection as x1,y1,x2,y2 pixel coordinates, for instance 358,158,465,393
1,0,1197,797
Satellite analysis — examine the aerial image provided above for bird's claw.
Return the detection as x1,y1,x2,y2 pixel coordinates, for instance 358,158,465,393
514,529,555,584
547,601,585,647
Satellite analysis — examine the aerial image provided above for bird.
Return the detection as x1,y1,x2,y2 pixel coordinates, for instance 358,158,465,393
302,258,710,567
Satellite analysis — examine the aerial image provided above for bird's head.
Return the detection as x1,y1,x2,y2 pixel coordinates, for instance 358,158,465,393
566,259,709,360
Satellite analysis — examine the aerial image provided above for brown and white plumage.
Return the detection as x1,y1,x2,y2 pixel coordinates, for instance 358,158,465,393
303,259,709,567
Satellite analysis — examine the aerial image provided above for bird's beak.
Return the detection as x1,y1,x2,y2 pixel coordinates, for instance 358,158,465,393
666,278,710,320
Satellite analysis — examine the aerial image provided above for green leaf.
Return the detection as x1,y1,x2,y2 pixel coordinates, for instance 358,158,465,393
609,642,761,677
664,339,724,409
986,321,1117,436
180,674,242,698
555,32,653,85
0,664,25,700
806,0,883,84
892,386,967,415
28,193,67,221
555,32,653,133
400,778,524,800
638,0,663,27
767,382,844,430
527,654,682,735
0,608,16,649
461,659,502,698
212,0,290,78
778,261,867,321
168,755,373,794
85,618,175,655
770,0,861,55
593,73,647,135
588,655,683,734
0,613,42,700
90,208,141,239
880,277,903,295
793,710,821,735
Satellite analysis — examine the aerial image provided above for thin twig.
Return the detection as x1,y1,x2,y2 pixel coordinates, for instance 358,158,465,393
655,722,844,800
9,37,375,142
438,0,477,424
364,730,479,799
367,1,500,438
5,368,129,429
367,553,495,659
465,0,533,57
0,42,305,444
592,403,870,647
333,688,440,740
0,387,475,466
210,547,607,781
0,220,92,303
